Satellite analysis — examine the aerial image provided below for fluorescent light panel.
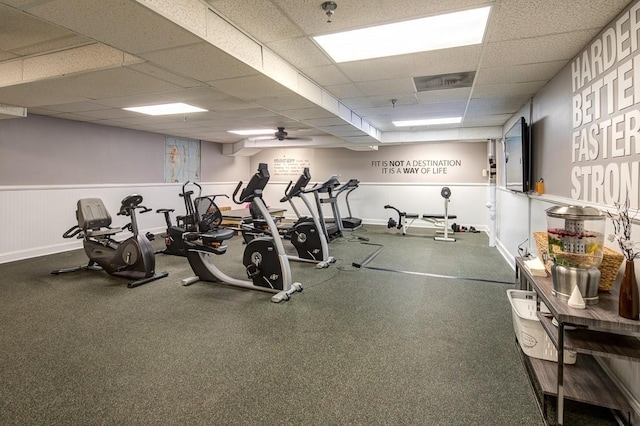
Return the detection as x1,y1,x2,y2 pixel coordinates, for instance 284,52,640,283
123,103,207,116
228,129,275,136
314,6,490,63
393,117,462,127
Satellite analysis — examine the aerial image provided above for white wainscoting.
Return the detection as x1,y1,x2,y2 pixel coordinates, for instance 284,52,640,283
1,181,492,264
262,181,490,231
0,182,240,264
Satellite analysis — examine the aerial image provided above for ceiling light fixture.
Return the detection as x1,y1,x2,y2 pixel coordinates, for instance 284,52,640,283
393,117,462,127
228,129,275,136
123,102,207,116
314,6,490,63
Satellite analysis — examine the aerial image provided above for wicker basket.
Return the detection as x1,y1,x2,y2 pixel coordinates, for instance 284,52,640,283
533,231,624,292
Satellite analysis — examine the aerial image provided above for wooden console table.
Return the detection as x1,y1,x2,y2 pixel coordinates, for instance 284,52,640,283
515,257,640,425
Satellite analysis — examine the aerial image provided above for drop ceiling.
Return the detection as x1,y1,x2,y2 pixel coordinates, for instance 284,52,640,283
0,0,632,150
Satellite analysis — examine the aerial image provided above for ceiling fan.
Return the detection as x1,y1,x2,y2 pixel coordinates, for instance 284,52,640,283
272,127,310,141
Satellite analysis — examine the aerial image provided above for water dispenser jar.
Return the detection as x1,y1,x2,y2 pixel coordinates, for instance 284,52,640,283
546,206,605,304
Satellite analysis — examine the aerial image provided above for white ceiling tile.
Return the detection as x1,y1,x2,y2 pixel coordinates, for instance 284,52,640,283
162,87,232,102
462,115,514,126
253,94,319,111
0,83,89,107
304,117,347,127
483,29,601,68
93,93,176,108
487,0,630,42
0,4,77,51
475,61,566,85
128,63,202,88
472,81,547,98
0,51,18,61
142,43,259,82
22,43,128,82
208,74,292,100
337,45,482,82
27,0,200,54
222,108,282,119
355,78,415,97
266,36,332,68
467,95,532,114
325,83,364,99
348,95,418,112
34,67,181,99
416,88,472,103
204,0,303,43
36,101,112,113
198,96,260,111
300,65,351,86
279,106,336,120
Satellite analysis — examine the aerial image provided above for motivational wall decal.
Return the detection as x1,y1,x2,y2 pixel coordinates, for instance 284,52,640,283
570,3,640,208
272,156,311,176
371,159,462,175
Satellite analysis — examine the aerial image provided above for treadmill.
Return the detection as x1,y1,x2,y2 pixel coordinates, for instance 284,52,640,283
307,175,342,241
334,178,362,231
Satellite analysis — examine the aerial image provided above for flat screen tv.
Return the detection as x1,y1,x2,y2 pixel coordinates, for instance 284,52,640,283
504,117,530,193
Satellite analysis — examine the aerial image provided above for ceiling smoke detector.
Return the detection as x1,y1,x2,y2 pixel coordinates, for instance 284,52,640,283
321,1,337,23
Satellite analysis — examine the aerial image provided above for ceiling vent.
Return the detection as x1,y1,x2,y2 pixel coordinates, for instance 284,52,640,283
413,71,476,92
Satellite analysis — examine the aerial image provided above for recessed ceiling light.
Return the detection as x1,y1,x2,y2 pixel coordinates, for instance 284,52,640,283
313,6,490,63
123,103,207,116
393,117,462,127
228,129,275,136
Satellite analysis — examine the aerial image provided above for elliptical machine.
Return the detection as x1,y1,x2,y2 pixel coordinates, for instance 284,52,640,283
278,168,335,268
52,194,168,288
182,163,302,303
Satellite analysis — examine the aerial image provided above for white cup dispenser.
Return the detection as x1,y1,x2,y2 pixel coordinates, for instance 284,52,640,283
546,206,605,305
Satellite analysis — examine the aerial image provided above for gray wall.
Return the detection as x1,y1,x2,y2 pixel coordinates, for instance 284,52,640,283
530,1,640,209
0,115,165,185
0,114,249,185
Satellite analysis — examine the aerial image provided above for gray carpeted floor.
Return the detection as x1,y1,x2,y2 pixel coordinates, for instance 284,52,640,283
0,226,617,425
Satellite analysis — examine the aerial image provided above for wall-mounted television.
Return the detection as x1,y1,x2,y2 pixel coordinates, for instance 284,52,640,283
504,117,531,193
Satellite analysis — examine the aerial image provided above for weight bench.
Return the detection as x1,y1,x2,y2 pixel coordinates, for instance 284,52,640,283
384,187,457,242
422,213,457,242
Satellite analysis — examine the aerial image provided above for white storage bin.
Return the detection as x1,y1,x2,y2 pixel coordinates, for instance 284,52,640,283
507,289,577,364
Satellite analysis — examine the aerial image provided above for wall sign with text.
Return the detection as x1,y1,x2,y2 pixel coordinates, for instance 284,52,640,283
570,3,640,208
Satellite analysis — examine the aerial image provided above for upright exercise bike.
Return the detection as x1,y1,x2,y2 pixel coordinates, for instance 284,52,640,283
52,194,168,288
278,168,335,268
182,163,302,303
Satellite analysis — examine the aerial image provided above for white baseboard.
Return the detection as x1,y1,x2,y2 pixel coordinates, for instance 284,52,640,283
0,227,165,265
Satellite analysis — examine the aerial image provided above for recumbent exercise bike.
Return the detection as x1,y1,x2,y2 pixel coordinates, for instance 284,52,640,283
52,194,168,287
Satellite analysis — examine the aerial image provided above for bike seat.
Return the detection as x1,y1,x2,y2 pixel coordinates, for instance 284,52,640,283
85,228,123,238
201,228,236,241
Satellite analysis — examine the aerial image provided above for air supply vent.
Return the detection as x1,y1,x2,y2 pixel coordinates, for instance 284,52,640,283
413,71,476,92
